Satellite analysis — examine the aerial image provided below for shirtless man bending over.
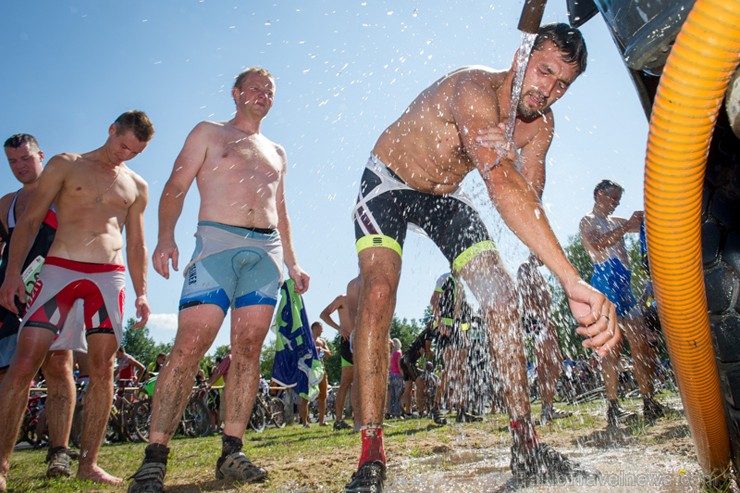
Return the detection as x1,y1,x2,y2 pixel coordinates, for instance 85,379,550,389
347,24,619,492
0,111,154,490
128,67,309,493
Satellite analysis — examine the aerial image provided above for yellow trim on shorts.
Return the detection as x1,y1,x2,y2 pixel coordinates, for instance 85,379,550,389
356,234,402,257
452,240,497,273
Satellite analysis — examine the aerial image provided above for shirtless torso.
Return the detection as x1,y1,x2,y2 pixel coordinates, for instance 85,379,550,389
373,43,578,197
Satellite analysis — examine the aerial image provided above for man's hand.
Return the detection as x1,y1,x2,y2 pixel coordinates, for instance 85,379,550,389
475,123,517,163
289,265,310,294
0,275,25,313
152,239,179,279
133,295,151,329
627,210,645,229
563,279,620,357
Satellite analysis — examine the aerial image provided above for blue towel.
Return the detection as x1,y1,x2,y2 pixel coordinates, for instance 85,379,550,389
271,279,323,401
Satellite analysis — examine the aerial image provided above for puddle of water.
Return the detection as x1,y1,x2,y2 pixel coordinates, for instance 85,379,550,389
388,397,705,493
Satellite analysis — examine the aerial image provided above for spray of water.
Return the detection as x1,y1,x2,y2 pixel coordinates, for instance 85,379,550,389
490,31,537,172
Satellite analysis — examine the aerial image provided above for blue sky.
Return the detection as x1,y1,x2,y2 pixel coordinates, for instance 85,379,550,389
0,1,648,353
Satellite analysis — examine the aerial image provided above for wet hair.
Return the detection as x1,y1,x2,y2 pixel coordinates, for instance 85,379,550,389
4,133,40,152
233,67,274,91
593,179,624,199
311,321,322,331
533,23,588,75
113,110,155,143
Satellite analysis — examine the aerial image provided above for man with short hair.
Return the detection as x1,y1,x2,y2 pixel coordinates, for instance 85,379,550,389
0,111,154,490
0,134,79,480
347,24,619,491
115,346,145,390
128,67,309,493
579,179,670,427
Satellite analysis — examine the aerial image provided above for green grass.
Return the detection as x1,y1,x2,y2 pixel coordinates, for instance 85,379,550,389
3,392,718,492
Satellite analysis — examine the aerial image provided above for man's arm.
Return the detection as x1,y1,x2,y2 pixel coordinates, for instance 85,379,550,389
0,193,14,257
580,213,643,252
130,356,146,384
274,146,309,294
319,295,348,337
125,176,150,329
451,81,619,356
0,156,68,311
152,122,209,279
317,338,332,357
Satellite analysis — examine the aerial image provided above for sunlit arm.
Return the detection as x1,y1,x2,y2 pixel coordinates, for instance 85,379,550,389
126,179,150,328
275,147,309,294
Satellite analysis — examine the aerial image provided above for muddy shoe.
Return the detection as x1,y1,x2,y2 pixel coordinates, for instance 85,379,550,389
541,406,573,425
345,461,386,493
334,419,352,430
431,409,447,425
607,403,636,428
215,452,267,483
510,443,597,484
643,397,676,423
128,462,166,493
46,447,72,478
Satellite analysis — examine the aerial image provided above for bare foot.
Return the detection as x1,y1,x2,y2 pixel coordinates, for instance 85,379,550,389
77,464,122,485
0,473,6,492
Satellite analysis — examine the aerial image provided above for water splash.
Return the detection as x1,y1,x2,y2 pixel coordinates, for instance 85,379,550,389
505,31,537,170
488,31,537,173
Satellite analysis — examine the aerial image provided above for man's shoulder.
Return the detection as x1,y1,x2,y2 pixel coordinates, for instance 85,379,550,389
47,152,82,168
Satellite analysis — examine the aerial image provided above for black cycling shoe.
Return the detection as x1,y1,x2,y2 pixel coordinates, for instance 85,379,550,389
643,397,677,423
606,402,636,428
431,409,447,425
510,442,597,484
345,461,386,493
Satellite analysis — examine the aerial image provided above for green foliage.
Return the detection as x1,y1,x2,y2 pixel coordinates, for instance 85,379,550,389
259,338,277,379
390,315,423,351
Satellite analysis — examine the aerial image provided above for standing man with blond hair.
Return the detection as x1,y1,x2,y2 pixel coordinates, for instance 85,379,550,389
0,111,154,490
129,67,309,493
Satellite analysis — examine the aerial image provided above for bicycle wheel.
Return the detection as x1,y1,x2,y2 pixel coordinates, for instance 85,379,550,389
131,399,151,442
249,403,267,433
22,417,41,447
182,398,211,438
269,397,286,428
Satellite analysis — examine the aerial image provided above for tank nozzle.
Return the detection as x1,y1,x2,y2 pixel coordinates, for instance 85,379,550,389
518,0,547,34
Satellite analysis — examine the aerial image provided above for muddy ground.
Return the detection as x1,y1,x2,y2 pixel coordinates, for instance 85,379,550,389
386,395,715,493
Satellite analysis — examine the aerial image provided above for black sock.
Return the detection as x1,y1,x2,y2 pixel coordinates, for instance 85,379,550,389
221,434,243,458
144,443,170,464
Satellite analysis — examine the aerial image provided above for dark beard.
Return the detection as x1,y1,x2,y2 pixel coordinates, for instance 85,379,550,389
517,97,543,121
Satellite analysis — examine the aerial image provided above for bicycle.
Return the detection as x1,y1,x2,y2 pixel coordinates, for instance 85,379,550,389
130,378,211,442
248,391,286,433
18,388,48,448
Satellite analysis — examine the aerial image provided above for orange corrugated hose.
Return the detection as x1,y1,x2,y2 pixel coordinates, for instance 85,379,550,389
644,0,740,475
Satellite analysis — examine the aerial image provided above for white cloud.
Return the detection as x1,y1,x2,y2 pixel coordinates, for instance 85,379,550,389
147,313,179,331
